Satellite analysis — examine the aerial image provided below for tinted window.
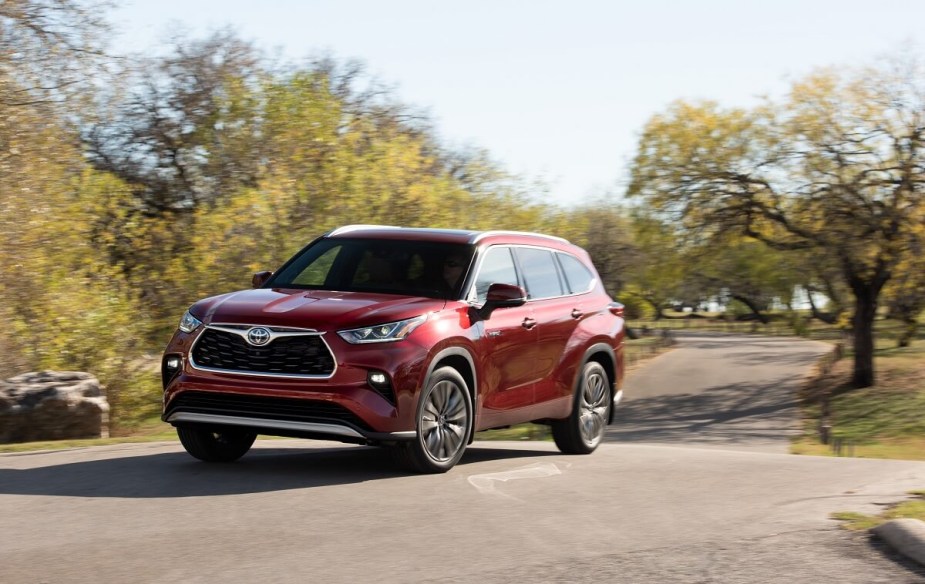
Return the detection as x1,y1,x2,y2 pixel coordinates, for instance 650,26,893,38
292,245,341,286
269,239,473,298
557,253,595,294
474,246,519,302
516,247,564,299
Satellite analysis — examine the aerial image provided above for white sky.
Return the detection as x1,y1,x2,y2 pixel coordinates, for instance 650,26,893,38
110,0,925,207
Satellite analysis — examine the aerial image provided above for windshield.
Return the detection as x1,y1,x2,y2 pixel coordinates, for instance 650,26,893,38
267,238,475,299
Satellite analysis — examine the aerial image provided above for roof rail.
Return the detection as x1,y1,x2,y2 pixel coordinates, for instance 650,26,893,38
327,224,402,237
470,230,570,244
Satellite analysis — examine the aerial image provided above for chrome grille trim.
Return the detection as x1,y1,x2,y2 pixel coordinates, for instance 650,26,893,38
208,324,322,340
190,323,337,379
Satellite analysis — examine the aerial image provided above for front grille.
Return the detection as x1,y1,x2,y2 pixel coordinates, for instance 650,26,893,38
167,391,372,431
191,328,335,377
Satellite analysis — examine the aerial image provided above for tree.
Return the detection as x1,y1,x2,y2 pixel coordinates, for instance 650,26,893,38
0,0,109,110
882,226,925,347
83,30,265,212
554,204,639,298
688,237,799,324
628,55,925,387
798,249,849,325
620,211,685,320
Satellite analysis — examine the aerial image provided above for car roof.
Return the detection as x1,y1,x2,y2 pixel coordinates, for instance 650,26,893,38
326,225,573,248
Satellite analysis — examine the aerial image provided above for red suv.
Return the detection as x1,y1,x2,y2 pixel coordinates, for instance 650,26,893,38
162,226,625,472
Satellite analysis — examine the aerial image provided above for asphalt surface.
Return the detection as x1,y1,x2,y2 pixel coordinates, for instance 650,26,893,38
1,332,924,583
610,331,833,452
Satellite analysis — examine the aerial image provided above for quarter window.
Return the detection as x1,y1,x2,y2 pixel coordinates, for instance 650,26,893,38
516,247,564,299
557,253,595,294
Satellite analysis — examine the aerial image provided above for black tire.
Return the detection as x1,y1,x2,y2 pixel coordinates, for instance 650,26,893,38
177,425,257,462
552,361,611,454
391,367,473,473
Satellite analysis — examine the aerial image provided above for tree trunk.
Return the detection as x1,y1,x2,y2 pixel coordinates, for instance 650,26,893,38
646,297,664,320
806,286,837,324
898,317,917,348
851,288,877,388
730,294,770,324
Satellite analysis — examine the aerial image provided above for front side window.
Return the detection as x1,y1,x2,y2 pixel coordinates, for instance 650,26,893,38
516,247,564,299
473,246,520,303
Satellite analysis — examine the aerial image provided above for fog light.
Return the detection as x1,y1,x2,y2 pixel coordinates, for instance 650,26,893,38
366,370,395,404
162,355,183,390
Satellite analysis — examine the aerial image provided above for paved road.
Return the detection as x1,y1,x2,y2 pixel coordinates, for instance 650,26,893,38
610,331,832,452
1,333,924,583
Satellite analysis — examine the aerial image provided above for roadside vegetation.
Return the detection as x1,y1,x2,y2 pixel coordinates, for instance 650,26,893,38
793,329,925,461
832,490,925,531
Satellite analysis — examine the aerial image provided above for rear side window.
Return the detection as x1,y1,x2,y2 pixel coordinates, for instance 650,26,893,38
516,247,564,299
557,252,595,294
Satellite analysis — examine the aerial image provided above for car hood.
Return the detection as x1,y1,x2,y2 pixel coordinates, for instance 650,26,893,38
191,288,447,331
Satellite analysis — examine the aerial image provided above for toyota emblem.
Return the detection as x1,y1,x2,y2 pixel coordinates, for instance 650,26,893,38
246,327,272,346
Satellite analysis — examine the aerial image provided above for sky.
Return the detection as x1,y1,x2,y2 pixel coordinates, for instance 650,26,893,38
109,0,925,207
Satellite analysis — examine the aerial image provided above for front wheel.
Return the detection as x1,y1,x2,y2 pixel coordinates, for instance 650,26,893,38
177,425,257,462
552,361,611,454
391,367,473,473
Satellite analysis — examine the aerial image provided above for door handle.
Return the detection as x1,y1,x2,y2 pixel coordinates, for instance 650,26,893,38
571,309,583,319
522,317,537,330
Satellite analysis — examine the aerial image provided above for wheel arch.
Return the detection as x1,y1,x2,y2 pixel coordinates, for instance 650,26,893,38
579,343,618,424
422,346,478,443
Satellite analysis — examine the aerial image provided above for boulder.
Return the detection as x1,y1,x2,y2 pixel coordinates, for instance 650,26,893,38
0,371,110,443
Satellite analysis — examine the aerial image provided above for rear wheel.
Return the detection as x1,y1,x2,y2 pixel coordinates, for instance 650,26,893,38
177,426,257,462
552,361,611,454
391,367,473,473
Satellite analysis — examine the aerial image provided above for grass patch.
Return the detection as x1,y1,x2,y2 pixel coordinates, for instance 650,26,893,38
794,336,925,461
478,424,552,442
833,491,925,531
791,436,925,460
0,418,176,454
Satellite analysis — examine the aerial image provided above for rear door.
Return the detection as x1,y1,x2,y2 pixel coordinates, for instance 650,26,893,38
514,247,581,404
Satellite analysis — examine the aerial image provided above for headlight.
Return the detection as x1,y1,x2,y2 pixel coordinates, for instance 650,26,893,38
178,310,203,333
337,316,426,344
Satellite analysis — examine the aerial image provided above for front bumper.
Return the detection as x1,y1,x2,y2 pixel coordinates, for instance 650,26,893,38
163,411,416,443
162,326,433,443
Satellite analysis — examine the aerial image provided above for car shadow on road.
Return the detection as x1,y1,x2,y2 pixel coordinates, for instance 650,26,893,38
607,380,802,448
0,443,556,499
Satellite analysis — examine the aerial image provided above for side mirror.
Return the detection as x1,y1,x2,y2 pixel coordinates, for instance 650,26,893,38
252,271,273,288
478,283,526,319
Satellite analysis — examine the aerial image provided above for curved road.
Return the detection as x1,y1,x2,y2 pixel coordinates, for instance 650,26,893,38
611,331,833,451
1,334,924,583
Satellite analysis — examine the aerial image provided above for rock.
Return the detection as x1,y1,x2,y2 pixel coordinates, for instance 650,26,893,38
0,371,110,443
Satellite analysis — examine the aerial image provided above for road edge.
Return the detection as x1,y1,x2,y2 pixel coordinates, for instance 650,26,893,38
872,518,925,567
